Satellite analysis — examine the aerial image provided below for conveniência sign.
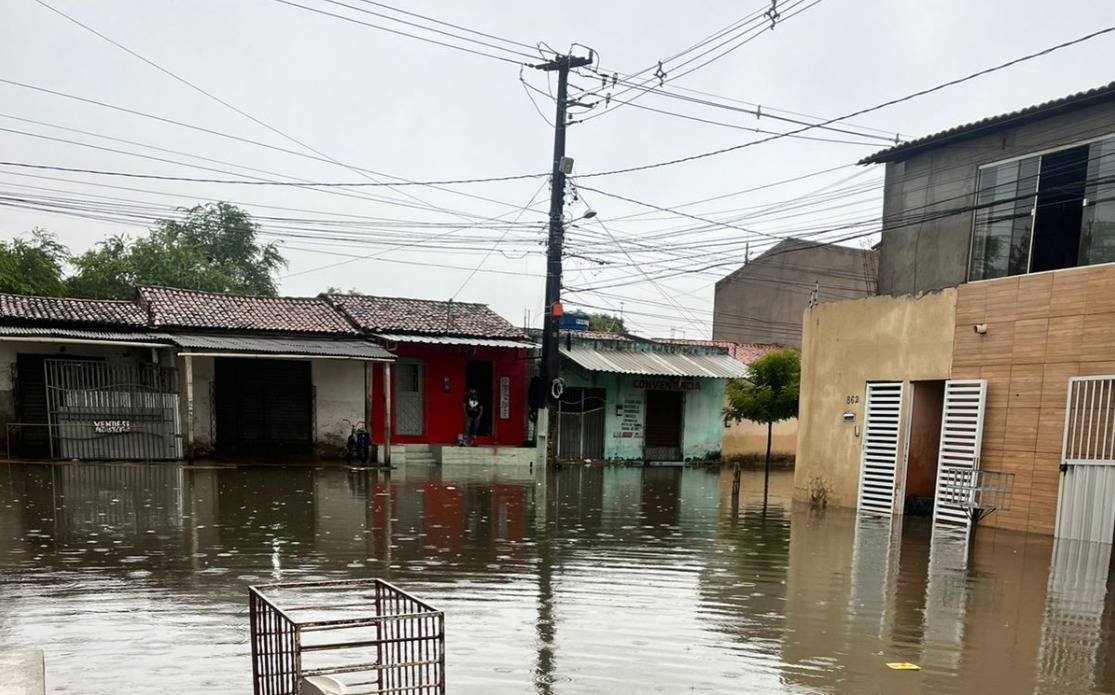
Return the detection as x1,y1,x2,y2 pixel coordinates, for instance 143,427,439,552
631,378,701,391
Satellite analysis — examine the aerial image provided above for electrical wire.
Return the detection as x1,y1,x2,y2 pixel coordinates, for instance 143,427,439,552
0,160,546,188
575,25,1115,178
268,0,533,66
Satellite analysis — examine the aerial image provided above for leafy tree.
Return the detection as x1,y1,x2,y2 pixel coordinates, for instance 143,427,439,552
567,310,625,333
0,229,68,296
724,348,800,508
68,202,285,299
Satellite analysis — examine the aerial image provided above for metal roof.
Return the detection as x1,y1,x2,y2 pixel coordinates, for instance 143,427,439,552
0,325,174,344
860,82,1115,164
561,347,748,378
168,334,394,360
374,333,535,349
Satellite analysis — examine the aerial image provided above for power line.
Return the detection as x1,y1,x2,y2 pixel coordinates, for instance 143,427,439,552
347,0,538,51
0,160,546,188
0,77,549,218
305,0,538,59
451,179,549,299
31,0,551,234
576,25,1115,178
269,0,533,66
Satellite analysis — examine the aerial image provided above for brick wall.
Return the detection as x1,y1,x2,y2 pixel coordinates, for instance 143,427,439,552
951,264,1115,534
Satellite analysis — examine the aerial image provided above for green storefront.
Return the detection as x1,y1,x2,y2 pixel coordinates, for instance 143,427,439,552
556,335,746,462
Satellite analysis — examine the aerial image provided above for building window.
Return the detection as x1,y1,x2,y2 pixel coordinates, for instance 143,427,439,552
968,135,1115,280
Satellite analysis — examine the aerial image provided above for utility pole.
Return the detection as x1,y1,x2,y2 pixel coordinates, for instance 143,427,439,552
537,51,593,468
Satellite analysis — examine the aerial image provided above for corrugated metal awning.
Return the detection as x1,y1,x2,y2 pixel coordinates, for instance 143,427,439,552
169,334,394,361
561,347,748,378
374,333,535,349
0,325,174,347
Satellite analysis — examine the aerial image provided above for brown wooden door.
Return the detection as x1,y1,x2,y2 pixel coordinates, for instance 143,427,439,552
644,390,683,461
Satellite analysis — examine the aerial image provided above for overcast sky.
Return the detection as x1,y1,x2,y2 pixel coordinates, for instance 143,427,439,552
1,0,1113,339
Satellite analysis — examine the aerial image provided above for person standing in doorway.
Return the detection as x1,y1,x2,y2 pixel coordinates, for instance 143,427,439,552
462,388,483,446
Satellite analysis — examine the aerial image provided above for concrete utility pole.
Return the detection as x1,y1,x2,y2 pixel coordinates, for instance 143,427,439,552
536,51,593,468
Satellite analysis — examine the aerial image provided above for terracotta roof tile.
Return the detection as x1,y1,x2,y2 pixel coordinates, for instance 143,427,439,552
653,338,786,365
0,293,147,327
138,286,357,334
327,294,525,339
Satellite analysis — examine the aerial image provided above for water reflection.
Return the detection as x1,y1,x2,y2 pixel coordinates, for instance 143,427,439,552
0,461,1113,694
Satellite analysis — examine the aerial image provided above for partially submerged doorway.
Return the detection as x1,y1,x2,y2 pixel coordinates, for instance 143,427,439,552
904,380,945,516
215,358,312,454
465,360,493,437
644,390,683,461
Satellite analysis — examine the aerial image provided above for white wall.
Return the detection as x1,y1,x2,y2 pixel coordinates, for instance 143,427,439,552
178,355,370,456
313,360,368,454
176,355,215,452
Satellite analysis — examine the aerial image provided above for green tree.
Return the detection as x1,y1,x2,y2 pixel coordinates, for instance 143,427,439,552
0,229,68,296
724,348,800,508
68,202,285,299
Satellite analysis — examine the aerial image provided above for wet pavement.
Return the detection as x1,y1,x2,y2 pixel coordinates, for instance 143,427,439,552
0,461,1113,694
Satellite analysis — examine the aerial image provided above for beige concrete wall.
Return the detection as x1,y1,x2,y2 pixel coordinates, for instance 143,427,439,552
794,290,957,508
722,417,797,458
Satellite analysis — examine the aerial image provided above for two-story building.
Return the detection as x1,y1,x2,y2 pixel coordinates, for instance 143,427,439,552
795,82,1115,543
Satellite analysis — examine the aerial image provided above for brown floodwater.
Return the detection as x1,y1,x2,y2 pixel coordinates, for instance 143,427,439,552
0,460,1113,694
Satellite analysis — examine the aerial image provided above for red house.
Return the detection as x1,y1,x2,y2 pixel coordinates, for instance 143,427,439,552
326,295,534,452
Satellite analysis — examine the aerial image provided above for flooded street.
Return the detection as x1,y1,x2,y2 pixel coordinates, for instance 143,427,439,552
1,461,1113,694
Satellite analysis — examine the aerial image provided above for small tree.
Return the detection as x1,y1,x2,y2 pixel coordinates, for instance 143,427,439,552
0,229,68,297
724,349,800,508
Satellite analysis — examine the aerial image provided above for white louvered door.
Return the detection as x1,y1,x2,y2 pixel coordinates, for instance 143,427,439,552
932,379,988,534
857,382,904,516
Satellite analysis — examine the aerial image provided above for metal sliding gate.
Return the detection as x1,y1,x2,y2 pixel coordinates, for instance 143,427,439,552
557,388,606,460
45,359,182,460
1055,375,1115,544
856,381,904,516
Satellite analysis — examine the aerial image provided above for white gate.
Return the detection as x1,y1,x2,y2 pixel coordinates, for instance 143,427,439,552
856,382,904,516
932,379,988,534
1055,375,1115,544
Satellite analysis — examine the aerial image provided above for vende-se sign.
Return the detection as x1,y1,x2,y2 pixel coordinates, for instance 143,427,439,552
631,378,701,391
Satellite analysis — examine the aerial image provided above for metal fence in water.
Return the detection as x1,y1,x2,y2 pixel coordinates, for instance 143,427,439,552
44,359,182,461
249,579,445,695
558,388,606,460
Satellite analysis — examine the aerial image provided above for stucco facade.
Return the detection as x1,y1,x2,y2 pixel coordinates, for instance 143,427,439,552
714,238,877,348
723,417,797,459
794,290,957,508
177,354,370,457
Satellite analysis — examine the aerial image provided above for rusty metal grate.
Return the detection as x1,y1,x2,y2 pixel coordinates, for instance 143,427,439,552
249,579,445,695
